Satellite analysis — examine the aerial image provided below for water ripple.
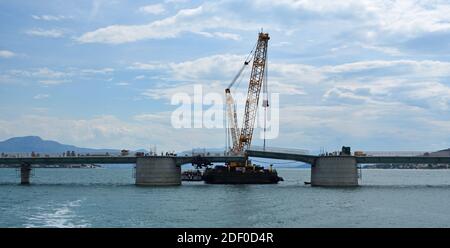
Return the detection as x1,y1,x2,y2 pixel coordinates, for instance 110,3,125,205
24,199,90,228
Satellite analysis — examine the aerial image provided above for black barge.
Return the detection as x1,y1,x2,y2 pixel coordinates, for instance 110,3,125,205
181,170,203,181
203,165,283,184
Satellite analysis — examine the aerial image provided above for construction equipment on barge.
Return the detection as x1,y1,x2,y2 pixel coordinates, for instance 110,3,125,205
181,169,203,181
203,31,283,184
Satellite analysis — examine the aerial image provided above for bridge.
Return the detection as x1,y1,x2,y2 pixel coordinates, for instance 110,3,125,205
246,149,450,164
0,155,245,185
0,155,245,167
2,148,450,186
246,148,450,186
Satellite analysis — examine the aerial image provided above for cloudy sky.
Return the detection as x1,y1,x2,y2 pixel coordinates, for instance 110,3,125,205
1,0,450,153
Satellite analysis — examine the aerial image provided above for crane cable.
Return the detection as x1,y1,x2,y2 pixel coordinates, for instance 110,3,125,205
245,40,258,65
227,40,258,90
263,52,269,150
224,99,229,153
225,41,258,153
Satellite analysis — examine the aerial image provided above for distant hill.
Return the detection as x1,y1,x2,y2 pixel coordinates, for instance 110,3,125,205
426,148,450,157
0,136,119,154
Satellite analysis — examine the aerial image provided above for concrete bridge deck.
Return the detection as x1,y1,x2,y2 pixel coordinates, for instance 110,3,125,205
3,150,448,167
247,149,450,164
355,156,450,164
0,155,246,185
246,149,450,187
246,149,317,164
2,149,450,186
0,155,246,166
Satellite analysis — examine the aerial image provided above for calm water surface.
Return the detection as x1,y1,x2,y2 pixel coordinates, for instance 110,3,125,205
0,168,449,227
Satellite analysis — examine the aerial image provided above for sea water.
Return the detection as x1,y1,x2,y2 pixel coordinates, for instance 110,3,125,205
0,168,449,227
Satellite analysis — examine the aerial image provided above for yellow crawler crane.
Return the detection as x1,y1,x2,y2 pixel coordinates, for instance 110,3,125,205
226,32,270,168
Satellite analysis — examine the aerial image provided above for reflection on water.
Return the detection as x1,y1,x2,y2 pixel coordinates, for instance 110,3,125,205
0,168,449,227
25,199,90,228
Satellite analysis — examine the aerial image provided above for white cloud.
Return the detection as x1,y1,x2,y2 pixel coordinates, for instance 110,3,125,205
34,68,68,78
0,115,137,149
275,103,449,151
358,44,402,56
78,6,204,44
6,0,450,152
269,63,325,84
10,67,70,79
0,50,15,58
196,31,241,41
81,68,114,74
128,62,164,70
141,82,227,104
0,114,226,151
330,42,402,56
167,54,244,81
5,67,116,86
0,74,16,84
31,15,72,21
33,94,50,100
269,81,305,95
210,32,241,41
138,4,166,15
90,0,107,19
77,2,264,44
38,79,71,85
315,60,450,111
133,113,168,121
5,55,450,151
164,0,189,3
321,60,450,76
131,54,248,82
26,28,65,38
131,54,450,94
253,0,369,13
272,41,291,47
324,79,450,111
252,0,450,38
136,54,450,116
140,56,449,104
138,53,306,103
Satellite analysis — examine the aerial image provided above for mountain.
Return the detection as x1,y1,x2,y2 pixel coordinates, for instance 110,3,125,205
426,148,450,156
0,136,119,153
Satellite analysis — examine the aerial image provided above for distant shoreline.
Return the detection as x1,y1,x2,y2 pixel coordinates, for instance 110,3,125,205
0,164,101,168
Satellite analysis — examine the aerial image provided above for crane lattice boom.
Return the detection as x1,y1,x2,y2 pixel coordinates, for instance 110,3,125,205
225,88,240,150
230,32,269,154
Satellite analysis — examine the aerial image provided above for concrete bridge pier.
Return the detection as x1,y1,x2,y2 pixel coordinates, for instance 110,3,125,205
135,157,181,186
20,163,32,185
311,156,358,187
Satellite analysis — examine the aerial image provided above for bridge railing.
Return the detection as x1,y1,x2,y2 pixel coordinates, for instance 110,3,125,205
362,151,430,156
248,146,309,155
0,151,125,158
191,148,245,157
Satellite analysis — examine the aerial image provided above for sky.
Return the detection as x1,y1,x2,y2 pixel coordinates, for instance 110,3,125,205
1,0,450,153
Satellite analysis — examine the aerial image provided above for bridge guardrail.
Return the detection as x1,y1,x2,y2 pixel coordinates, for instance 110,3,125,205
249,146,309,155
